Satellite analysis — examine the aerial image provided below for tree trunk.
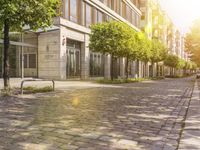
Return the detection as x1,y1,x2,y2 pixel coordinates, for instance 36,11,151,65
151,61,154,78
3,20,10,90
144,62,148,78
110,55,114,81
156,62,159,77
126,57,129,79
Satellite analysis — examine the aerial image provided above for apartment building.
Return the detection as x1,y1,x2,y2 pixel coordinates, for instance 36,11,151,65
140,0,190,77
0,0,142,80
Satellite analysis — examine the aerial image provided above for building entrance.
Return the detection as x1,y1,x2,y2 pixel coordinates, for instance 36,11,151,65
66,39,81,78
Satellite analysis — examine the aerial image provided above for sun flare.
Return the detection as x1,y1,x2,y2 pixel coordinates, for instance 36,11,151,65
159,0,200,33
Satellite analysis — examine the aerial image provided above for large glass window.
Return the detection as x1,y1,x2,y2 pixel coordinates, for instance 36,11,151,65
70,0,77,22
126,6,132,23
97,11,103,23
29,54,36,68
65,0,69,19
90,53,104,77
66,39,81,78
92,8,97,24
65,0,81,23
85,4,92,27
23,53,37,69
116,0,122,15
122,2,126,19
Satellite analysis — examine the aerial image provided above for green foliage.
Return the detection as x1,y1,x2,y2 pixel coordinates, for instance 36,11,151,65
184,61,197,70
191,62,198,70
23,86,53,94
150,39,167,63
136,32,152,62
164,54,197,70
96,78,147,84
176,58,186,69
184,61,193,70
185,19,200,66
164,54,179,68
89,21,141,79
0,0,60,31
89,21,137,59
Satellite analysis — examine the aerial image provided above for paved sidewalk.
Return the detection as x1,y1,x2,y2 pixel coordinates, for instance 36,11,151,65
0,77,195,150
178,80,200,150
0,78,120,91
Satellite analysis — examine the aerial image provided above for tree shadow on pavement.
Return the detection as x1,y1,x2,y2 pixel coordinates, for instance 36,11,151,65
0,77,195,150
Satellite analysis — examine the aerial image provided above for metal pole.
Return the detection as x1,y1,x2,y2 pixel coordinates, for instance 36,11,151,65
21,34,24,79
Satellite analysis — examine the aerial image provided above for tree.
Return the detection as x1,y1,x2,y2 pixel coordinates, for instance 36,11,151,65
164,54,179,76
89,21,138,80
150,39,167,63
150,39,167,77
176,58,186,70
0,0,60,89
164,54,179,68
118,24,139,79
136,32,152,77
185,19,200,66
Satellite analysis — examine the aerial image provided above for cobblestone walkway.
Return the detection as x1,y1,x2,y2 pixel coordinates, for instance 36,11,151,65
0,77,194,150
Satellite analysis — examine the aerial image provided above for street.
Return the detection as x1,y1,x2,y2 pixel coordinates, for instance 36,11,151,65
0,77,197,150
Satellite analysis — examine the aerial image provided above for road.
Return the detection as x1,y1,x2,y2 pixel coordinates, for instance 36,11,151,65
0,77,195,150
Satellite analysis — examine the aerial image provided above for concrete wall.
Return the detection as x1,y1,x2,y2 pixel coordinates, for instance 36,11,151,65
38,30,61,79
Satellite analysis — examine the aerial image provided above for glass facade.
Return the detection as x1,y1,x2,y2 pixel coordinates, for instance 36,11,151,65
66,39,81,78
90,53,104,77
63,0,140,29
0,32,38,78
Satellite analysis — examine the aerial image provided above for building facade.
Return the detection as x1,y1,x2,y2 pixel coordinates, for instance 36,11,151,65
0,0,190,80
140,0,189,77
0,0,142,80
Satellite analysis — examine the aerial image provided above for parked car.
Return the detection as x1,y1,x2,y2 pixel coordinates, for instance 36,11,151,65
196,73,200,79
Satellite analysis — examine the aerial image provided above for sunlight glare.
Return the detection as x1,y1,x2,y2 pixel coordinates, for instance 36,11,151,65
159,0,200,33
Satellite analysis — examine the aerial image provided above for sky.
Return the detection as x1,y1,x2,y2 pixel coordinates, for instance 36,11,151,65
159,0,200,34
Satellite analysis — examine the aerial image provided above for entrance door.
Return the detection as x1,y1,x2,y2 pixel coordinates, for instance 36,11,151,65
66,47,80,78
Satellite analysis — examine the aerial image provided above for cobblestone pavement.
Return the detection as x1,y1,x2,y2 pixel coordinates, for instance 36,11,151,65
0,77,195,150
178,79,200,150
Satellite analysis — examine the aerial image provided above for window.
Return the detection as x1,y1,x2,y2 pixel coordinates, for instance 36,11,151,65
90,53,104,77
64,0,81,23
24,54,28,68
70,0,77,22
97,11,103,23
111,0,115,10
132,11,137,26
116,0,122,15
24,54,36,69
92,8,97,24
65,0,69,19
122,2,126,19
85,4,92,27
29,54,36,68
126,5,132,23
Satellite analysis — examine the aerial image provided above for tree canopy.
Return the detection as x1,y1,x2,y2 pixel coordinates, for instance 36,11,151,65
0,0,60,89
185,18,200,66
150,39,167,63
164,54,179,68
136,32,152,63
0,0,60,31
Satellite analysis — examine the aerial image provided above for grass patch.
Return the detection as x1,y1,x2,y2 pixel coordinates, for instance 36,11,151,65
23,86,54,94
96,78,148,84
150,77,165,80
165,75,192,78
